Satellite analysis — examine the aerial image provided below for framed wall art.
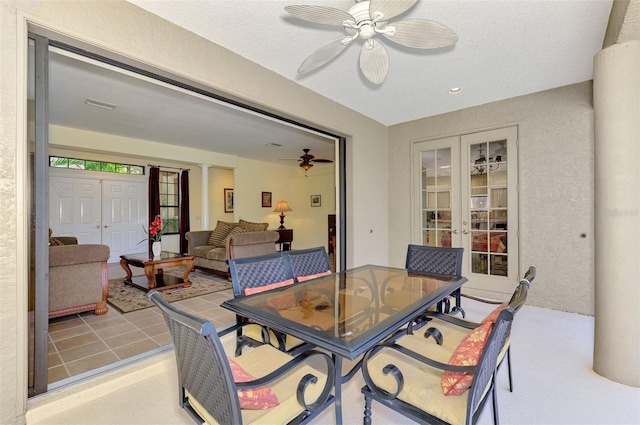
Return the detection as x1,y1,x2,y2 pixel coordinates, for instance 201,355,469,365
310,194,321,207
262,192,272,208
224,188,234,213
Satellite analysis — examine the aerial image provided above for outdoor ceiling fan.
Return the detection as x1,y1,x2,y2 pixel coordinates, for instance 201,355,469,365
284,0,459,84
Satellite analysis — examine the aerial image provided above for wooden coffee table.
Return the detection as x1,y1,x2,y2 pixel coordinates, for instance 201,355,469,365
120,252,194,292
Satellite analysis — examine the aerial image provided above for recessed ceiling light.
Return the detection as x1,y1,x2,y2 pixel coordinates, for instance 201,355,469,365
448,87,462,94
85,98,117,110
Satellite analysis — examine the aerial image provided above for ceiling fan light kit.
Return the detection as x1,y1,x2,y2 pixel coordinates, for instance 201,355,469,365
285,0,458,85
279,148,333,175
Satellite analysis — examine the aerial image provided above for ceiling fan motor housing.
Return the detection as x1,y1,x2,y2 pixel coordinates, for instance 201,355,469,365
346,1,380,39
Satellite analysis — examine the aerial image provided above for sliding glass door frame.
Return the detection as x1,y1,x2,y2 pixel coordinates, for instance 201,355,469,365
30,32,50,396
27,29,348,396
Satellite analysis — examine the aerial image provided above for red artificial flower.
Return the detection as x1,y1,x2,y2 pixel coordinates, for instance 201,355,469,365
139,215,167,243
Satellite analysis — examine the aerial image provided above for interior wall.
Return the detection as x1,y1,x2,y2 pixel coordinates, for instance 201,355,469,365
290,167,336,251
388,81,595,315
207,167,234,225
49,127,334,248
234,158,335,249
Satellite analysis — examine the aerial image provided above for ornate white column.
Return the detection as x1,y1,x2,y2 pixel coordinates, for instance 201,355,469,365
593,40,640,387
200,164,210,229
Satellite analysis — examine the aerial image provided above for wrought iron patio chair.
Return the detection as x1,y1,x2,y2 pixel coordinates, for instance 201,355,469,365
360,275,529,425
228,252,310,356
404,244,465,316
289,247,332,282
148,290,334,425
417,265,537,392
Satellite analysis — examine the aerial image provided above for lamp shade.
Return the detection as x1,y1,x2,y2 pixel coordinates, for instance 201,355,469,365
273,201,292,213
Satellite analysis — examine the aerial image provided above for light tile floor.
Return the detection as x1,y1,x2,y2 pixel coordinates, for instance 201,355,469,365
45,264,235,386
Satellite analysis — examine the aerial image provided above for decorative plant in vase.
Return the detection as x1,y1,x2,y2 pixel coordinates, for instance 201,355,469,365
139,215,167,257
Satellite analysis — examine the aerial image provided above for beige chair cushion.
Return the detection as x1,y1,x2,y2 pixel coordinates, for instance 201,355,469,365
188,344,328,424
383,276,448,310
243,324,307,353
366,335,471,425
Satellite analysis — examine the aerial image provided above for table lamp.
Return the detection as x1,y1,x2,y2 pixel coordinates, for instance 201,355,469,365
273,200,292,230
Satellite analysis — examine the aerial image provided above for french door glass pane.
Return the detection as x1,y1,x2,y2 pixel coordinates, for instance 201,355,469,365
421,148,452,247
469,140,509,276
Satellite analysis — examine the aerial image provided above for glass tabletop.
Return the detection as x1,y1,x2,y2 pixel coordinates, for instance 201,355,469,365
121,251,187,262
222,264,467,360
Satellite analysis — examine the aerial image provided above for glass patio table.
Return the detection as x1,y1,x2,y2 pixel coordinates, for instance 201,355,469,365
222,264,467,424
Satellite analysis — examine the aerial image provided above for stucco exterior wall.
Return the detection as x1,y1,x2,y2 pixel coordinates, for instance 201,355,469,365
388,82,595,315
0,1,388,423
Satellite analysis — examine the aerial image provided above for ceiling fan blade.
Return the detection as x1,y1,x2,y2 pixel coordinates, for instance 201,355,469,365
359,40,389,85
312,159,333,163
369,0,418,21
284,5,355,25
298,38,351,74
383,19,458,49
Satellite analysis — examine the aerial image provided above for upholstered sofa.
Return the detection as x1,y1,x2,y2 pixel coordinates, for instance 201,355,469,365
48,242,111,318
185,220,279,278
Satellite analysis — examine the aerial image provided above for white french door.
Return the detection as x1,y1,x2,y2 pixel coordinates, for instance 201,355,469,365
413,126,519,296
412,136,462,248
49,172,147,262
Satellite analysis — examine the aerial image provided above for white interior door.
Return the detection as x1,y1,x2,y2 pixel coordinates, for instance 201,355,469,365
49,175,102,244
413,126,519,297
102,179,147,262
50,171,147,262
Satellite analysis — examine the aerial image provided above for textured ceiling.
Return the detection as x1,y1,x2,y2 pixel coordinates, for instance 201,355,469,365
48,1,616,166
127,0,613,126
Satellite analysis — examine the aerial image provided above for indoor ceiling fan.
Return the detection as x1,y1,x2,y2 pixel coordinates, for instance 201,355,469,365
284,0,459,84
281,148,334,173
298,148,333,171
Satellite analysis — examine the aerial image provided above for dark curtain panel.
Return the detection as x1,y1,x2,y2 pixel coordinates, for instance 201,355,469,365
148,166,161,254
179,170,191,254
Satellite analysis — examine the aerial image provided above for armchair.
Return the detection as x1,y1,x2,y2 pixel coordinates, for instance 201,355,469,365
405,244,465,316
360,278,529,425
228,252,311,356
148,290,334,425
419,265,537,392
48,243,110,318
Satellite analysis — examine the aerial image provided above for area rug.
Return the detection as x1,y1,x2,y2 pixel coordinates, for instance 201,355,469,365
107,268,231,313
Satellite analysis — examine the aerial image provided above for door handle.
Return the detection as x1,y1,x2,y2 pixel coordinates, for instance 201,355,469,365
104,225,110,228
463,230,469,234
452,229,459,234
